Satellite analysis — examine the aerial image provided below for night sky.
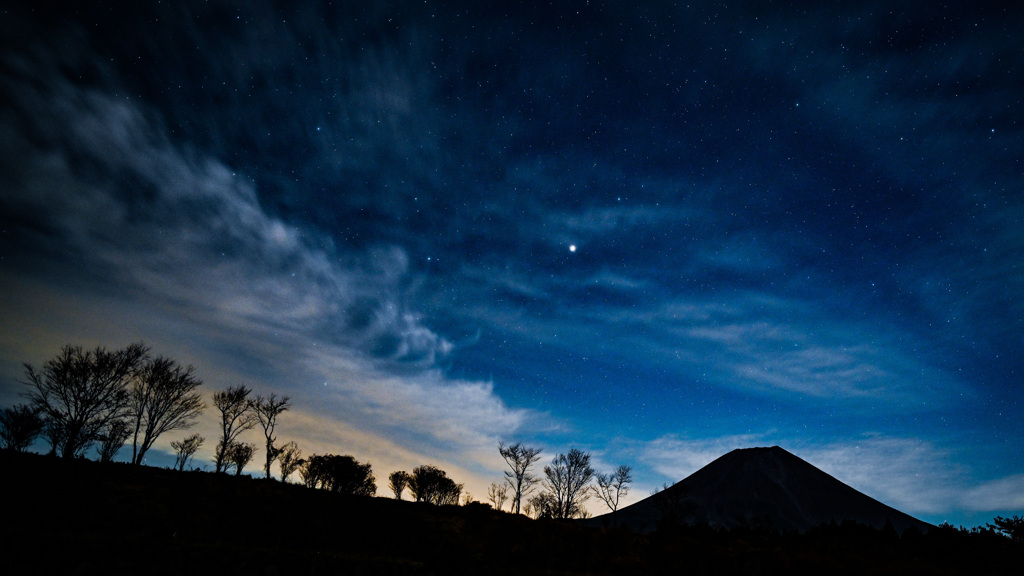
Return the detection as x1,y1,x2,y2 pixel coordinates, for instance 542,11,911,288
2,1,1022,526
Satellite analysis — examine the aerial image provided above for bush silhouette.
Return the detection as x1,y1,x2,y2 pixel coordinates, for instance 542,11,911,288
409,465,462,505
301,454,376,496
0,404,45,452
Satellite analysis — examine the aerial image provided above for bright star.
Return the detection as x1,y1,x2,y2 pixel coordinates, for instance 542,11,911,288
569,244,577,253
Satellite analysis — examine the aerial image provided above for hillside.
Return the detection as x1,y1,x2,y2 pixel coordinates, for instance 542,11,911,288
1,450,1019,575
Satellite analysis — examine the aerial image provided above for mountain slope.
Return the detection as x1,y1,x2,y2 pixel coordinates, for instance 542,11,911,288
599,446,932,533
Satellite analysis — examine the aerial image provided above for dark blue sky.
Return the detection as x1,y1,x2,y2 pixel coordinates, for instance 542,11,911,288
1,1,1022,525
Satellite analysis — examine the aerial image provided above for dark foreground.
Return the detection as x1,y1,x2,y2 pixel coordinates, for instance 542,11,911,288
1,451,1019,575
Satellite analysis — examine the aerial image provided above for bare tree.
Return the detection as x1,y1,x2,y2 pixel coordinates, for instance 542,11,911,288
252,393,290,479
522,501,534,518
171,434,204,471
128,356,205,465
389,470,411,499
41,420,63,457
276,441,303,482
96,419,132,462
226,441,257,476
542,448,595,519
299,459,317,488
23,343,148,458
487,482,509,511
528,492,557,519
0,404,45,452
594,465,633,524
499,441,542,514
212,385,257,473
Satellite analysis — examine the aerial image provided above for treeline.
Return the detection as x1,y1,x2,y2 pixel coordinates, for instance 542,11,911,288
0,343,475,507
0,343,628,515
483,442,633,520
3,343,204,464
0,344,296,475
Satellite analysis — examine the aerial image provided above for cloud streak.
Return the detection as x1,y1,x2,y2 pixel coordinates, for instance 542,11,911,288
456,256,962,407
1,42,452,366
0,30,526,488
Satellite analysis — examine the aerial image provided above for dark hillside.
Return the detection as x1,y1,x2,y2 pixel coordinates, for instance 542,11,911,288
0,451,629,575
1,451,1019,575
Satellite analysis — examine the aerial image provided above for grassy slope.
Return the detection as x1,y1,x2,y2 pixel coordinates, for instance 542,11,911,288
1,451,1020,575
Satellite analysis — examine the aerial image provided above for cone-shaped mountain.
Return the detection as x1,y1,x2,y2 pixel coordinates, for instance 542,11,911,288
595,446,932,533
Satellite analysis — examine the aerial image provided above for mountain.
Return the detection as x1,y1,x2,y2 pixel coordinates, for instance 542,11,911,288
596,446,933,534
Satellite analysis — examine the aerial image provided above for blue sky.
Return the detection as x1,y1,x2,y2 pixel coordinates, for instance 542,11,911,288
1,1,1022,527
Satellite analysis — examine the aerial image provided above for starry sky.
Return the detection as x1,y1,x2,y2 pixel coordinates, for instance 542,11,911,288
1,1,1022,527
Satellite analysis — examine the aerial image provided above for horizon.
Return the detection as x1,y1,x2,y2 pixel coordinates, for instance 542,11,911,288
2,2,1022,529
5,431,999,530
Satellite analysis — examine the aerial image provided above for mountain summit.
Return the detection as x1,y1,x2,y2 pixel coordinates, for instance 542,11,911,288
597,446,932,533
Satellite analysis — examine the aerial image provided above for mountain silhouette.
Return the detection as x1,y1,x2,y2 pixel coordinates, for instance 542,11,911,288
597,446,932,534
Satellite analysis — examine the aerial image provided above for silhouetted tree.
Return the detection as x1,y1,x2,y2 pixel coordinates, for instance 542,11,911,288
300,454,375,495
41,420,63,457
0,403,45,452
226,441,256,476
252,393,290,479
389,470,411,499
542,448,595,519
528,492,558,519
96,419,132,462
442,484,463,505
409,465,462,505
212,385,257,473
594,464,633,523
128,356,205,465
276,441,303,482
499,441,542,514
487,482,510,511
23,343,147,458
171,434,204,471
299,460,317,488
988,515,1024,543
438,482,463,505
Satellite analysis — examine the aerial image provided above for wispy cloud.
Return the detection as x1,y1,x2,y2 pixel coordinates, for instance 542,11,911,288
799,438,1024,518
455,263,963,406
0,34,527,490
1,44,451,367
639,433,768,481
797,437,963,516
555,204,702,238
301,345,532,460
962,475,1024,512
